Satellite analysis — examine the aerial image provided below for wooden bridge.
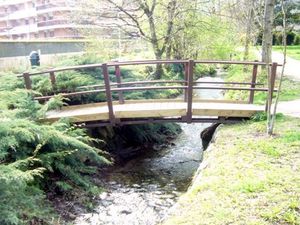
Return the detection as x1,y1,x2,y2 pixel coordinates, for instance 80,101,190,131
20,59,280,127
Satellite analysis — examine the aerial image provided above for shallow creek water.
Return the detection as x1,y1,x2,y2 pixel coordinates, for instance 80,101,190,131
75,75,224,225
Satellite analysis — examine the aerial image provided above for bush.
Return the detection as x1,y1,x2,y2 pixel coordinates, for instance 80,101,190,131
273,31,299,46
0,73,110,224
294,35,300,45
194,64,217,79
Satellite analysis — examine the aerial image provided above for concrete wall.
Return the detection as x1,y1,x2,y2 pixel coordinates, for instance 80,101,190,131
0,52,84,70
0,40,87,58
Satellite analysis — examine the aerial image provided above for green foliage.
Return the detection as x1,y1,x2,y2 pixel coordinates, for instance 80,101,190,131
251,112,268,121
194,64,217,78
171,14,239,60
0,73,110,224
251,112,284,122
273,31,299,45
0,157,55,225
115,123,181,145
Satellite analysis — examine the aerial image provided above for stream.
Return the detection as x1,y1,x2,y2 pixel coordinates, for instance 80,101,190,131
75,73,225,225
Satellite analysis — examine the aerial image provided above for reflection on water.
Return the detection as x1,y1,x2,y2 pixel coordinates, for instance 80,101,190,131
75,76,224,225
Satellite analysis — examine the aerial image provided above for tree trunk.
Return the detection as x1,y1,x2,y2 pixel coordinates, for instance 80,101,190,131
268,0,287,135
243,1,255,62
261,0,275,63
154,50,163,79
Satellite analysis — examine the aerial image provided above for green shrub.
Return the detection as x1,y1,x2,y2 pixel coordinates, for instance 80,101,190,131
0,73,111,224
294,35,300,45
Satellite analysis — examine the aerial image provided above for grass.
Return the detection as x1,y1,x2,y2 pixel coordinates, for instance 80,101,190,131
273,45,300,60
162,116,300,225
224,65,300,104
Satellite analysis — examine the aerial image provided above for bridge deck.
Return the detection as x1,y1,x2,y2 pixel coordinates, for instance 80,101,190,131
45,100,264,123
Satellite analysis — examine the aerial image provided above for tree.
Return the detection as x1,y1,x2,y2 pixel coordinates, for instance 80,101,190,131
268,0,288,135
274,0,300,32
76,0,187,79
262,0,276,63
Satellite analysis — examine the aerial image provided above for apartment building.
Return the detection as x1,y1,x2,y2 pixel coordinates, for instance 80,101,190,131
0,0,81,39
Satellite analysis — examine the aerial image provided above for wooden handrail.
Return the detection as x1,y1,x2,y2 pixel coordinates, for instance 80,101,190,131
18,59,282,77
34,86,277,101
76,81,264,92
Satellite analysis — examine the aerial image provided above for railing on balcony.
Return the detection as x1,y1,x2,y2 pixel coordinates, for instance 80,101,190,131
36,2,67,11
0,27,9,32
37,19,68,27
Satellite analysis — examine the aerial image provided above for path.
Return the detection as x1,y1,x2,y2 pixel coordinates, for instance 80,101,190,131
271,50,300,117
272,51,300,81
276,99,300,118
255,49,300,81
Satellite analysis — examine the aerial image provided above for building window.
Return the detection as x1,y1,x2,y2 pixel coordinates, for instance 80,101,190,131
50,31,54,37
44,31,47,38
25,19,29,25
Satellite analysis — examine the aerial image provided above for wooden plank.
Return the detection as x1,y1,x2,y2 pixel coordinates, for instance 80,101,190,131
49,72,56,88
51,99,248,112
44,102,263,123
193,103,263,117
23,72,32,89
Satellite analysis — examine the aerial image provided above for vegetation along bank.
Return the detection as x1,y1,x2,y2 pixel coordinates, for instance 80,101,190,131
163,115,300,225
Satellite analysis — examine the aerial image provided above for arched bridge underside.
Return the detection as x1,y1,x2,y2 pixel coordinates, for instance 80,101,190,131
20,59,280,127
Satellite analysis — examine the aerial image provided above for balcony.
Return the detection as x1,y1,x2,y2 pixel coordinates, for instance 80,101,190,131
37,19,68,27
0,27,9,32
36,2,67,11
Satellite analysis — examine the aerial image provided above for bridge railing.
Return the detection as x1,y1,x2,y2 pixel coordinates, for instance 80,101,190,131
19,59,280,124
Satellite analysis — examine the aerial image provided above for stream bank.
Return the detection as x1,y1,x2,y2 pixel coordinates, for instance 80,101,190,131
162,117,300,225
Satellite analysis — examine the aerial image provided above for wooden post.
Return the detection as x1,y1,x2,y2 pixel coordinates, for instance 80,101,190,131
266,62,277,112
248,61,258,104
49,72,56,89
115,65,124,104
23,72,32,89
186,60,194,123
102,64,115,124
184,62,188,102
